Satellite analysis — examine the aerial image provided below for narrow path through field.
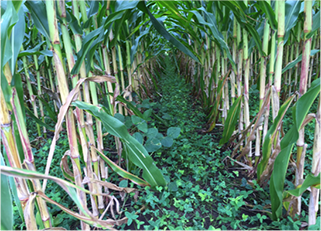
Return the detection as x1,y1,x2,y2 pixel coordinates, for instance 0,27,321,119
130,57,258,230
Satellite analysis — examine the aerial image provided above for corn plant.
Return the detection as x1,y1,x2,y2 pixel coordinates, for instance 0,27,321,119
1,1,170,229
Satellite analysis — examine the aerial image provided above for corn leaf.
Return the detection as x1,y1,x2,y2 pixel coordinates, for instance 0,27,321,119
219,95,242,145
93,147,150,187
73,101,166,187
257,94,295,181
257,1,277,30
138,1,200,63
282,49,320,74
270,79,320,220
0,156,13,230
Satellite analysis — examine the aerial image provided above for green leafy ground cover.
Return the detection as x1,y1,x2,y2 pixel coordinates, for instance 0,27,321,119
116,57,319,230
15,57,319,230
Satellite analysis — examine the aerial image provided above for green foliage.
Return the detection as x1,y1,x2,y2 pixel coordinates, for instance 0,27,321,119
1,155,13,230
74,101,166,188
270,79,320,220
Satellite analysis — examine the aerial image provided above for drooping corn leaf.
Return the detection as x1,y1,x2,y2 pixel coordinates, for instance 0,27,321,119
270,79,320,220
257,1,277,30
257,95,295,181
282,49,320,74
73,101,166,188
137,1,200,63
284,173,321,198
219,95,242,145
93,147,149,187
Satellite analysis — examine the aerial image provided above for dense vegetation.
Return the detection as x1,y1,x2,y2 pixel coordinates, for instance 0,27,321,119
1,0,320,230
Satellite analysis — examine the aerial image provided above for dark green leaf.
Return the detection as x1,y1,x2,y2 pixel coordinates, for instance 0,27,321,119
133,132,143,144
161,137,174,148
145,137,162,153
138,1,200,63
307,11,320,39
131,115,148,133
167,127,180,138
257,1,277,30
25,1,50,40
73,101,166,187
146,128,158,139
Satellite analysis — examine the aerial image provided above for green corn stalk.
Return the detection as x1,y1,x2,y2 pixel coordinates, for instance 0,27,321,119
243,0,251,161
102,45,114,115
294,0,313,217
57,1,102,216
117,34,127,115
288,34,295,95
21,48,41,137
294,21,302,92
33,54,46,138
309,96,320,225
272,0,284,120
0,81,30,213
256,6,271,164
236,22,244,148
45,1,88,229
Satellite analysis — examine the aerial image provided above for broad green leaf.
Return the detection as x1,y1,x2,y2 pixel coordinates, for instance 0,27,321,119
307,11,320,39
145,137,162,153
1,150,24,225
115,0,140,12
161,137,174,148
284,173,321,197
191,8,236,70
284,0,302,44
10,6,25,72
146,128,158,139
36,95,58,123
114,113,125,123
167,127,181,138
116,95,144,118
18,42,53,58
143,109,153,121
269,144,294,220
87,1,100,18
133,132,143,144
242,23,265,57
0,156,13,230
73,101,166,187
95,148,149,186
130,30,150,65
248,21,265,55
72,7,133,74
71,26,104,74
138,1,200,63
257,95,295,180
131,115,148,133
219,1,265,57
270,79,320,220
25,1,50,40
257,1,277,30
219,95,242,145
156,133,164,140
1,1,19,69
